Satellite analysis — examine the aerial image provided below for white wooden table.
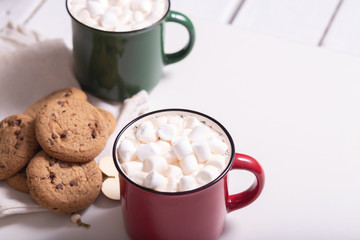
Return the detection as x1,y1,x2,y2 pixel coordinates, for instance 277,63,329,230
1,1,360,239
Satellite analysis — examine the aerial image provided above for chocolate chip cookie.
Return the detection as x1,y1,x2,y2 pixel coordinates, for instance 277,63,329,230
6,166,29,193
35,98,108,162
0,114,39,180
27,151,102,214
24,87,87,119
96,108,116,135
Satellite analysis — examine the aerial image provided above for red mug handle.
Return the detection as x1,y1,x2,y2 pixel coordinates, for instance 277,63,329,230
226,153,265,213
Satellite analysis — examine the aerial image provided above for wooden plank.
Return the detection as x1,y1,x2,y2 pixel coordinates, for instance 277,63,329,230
321,0,360,56
232,0,340,45
0,0,43,29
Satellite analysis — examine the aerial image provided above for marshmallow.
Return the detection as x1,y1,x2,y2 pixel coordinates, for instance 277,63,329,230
106,6,123,16
172,136,193,160
136,121,158,143
131,0,152,13
153,0,166,12
146,11,163,23
165,176,179,192
152,116,167,127
156,140,171,153
118,9,132,25
101,11,118,29
184,116,201,129
196,166,220,185
167,115,184,128
180,154,198,175
179,175,197,191
208,137,229,154
76,9,91,21
163,150,177,164
87,0,107,17
192,141,211,163
129,171,147,185
133,11,145,22
109,0,130,6
144,171,168,189
118,139,137,162
164,165,183,179
121,161,143,175
188,125,211,142
157,124,176,141
83,16,100,27
143,156,168,173
136,142,161,161
207,154,226,170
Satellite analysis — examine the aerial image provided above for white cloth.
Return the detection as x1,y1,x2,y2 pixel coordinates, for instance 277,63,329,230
0,23,149,218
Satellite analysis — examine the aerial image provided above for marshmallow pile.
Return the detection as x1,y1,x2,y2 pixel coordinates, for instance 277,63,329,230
117,113,230,192
68,0,168,32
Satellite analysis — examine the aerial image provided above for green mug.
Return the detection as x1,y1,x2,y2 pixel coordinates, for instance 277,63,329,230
66,0,195,101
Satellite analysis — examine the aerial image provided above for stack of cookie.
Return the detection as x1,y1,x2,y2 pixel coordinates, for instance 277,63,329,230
0,87,116,214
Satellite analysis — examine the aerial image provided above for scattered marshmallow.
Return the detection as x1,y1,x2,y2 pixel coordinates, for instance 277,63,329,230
152,116,167,127
136,142,160,161
180,154,198,175
192,141,211,163
118,139,137,162
144,171,168,189
172,136,193,160
208,137,229,154
157,124,176,141
188,125,211,142
179,175,197,191
121,161,143,175
167,115,184,128
136,121,158,143
196,166,220,185
143,156,168,173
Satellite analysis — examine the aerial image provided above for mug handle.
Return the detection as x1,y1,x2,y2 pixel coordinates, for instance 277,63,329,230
226,153,265,213
163,11,195,65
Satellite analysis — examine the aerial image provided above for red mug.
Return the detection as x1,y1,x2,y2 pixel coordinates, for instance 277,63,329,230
113,109,265,240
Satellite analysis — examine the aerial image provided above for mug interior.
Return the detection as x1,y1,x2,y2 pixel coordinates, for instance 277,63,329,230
113,108,236,195
66,0,171,34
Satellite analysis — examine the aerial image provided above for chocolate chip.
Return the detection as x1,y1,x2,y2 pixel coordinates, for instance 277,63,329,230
15,142,20,149
51,133,58,139
91,129,97,138
60,130,68,138
49,159,57,166
57,101,64,107
15,119,21,126
53,208,58,210
51,113,56,118
56,184,63,190
62,110,66,113
0,163,6,168
14,130,21,136
59,162,68,168
96,185,100,188
50,172,55,179
49,138,54,146
70,180,78,186
19,137,24,141
64,92,72,97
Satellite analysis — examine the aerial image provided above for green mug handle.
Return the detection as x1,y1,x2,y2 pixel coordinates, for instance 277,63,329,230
164,10,195,65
